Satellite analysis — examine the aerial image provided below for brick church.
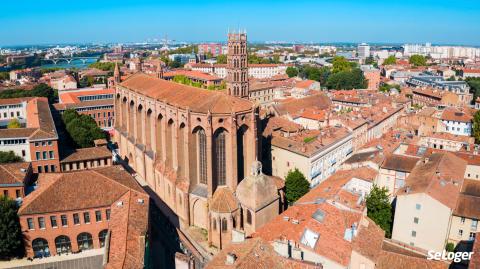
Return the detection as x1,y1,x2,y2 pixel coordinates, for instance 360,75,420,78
114,32,285,249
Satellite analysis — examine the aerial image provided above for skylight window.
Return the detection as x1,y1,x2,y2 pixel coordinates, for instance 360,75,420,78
300,228,319,249
312,209,325,223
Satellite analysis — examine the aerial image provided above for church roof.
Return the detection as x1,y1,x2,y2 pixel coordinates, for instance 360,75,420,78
210,187,238,213
236,161,279,211
119,73,253,114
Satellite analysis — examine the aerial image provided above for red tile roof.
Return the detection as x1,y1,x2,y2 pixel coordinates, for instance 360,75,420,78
120,73,253,114
0,162,31,185
440,108,473,123
205,238,321,269
58,88,115,104
163,69,222,81
397,152,467,209
18,166,145,215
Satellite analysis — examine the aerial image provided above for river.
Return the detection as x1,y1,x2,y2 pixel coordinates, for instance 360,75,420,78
40,58,99,70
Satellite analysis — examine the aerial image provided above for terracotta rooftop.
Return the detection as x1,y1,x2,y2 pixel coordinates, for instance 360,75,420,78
297,108,326,121
397,152,467,209
440,107,473,123
376,247,449,269
205,237,321,269
254,201,361,266
53,99,114,111
119,73,253,114
270,126,351,157
210,187,238,213
0,162,31,186
60,146,111,163
262,116,303,137
58,88,115,104
453,179,480,220
351,218,385,263
0,97,57,140
344,149,383,165
297,168,375,210
253,167,383,266
381,154,419,172
18,166,145,215
273,93,331,116
425,132,474,144
294,80,316,89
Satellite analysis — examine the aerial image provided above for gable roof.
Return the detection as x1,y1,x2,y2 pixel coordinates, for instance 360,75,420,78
273,94,331,116
0,162,30,186
381,154,419,172
398,152,467,209
453,179,480,219
0,97,58,141
18,166,144,215
119,73,253,114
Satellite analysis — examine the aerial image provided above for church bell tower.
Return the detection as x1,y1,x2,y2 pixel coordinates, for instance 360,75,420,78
226,31,249,98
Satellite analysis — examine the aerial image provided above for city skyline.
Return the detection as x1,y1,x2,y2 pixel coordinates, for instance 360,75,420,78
2,0,480,46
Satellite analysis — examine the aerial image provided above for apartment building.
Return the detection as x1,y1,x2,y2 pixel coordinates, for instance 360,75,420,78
269,125,354,186
0,97,60,173
439,108,472,136
392,153,467,252
0,162,33,200
254,169,384,269
18,166,149,264
53,88,115,130
376,154,419,196
189,63,290,79
448,179,480,245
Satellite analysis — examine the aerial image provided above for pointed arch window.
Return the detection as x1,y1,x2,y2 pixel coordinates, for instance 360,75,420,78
213,129,226,186
247,210,252,225
221,218,228,233
198,129,207,184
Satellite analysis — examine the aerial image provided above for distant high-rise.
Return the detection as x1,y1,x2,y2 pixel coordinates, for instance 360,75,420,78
226,31,249,98
358,43,370,59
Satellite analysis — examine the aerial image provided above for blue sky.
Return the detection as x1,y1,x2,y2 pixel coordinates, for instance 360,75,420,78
1,0,479,46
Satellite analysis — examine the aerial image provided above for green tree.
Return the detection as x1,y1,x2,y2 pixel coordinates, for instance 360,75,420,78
272,55,280,64
7,119,21,129
216,54,227,64
332,56,355,73
62,109,106,148
169,60,182,68
169,45,197,54
379,84,401,93
285,168,310,204
383,56,397,65
0,83,56,103
445,242,455,252
0,151,23,164
0,72,9,81
473,110,480,144
466,77,480,101
366,185,393,238
326,68,367,90
0,196,24,259
298,66,330,85
364,56,376,65
286,67,298,78
88,61,117,72
409,55,427,67
172,75,193,85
